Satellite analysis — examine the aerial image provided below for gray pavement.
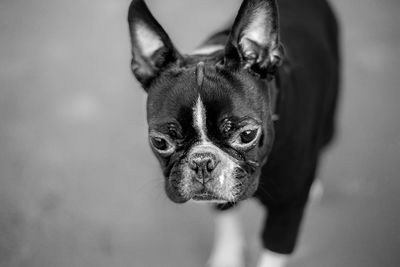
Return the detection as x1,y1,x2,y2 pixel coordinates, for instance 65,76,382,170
0,0,399,266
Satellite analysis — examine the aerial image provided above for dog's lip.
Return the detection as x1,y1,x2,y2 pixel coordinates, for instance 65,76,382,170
192,190,221,201
192,194,214,201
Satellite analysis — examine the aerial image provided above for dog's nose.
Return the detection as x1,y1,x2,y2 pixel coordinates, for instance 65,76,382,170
189,152,218,181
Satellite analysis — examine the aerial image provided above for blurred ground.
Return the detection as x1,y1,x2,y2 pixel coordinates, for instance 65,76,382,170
0,0,399,266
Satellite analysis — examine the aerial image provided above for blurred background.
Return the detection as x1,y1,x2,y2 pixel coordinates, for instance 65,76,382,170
0,0,399,266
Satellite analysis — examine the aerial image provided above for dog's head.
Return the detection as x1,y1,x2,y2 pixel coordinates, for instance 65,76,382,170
128,0,283,203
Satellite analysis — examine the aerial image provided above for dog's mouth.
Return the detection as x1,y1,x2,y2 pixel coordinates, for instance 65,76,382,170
192,189,223,201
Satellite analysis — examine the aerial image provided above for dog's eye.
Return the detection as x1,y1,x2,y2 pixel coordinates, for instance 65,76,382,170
240,129,258,144
230,127,261,150
149,134,175,156
151,137,168,150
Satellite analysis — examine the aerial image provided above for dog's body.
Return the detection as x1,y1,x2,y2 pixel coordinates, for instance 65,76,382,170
128,0,339,266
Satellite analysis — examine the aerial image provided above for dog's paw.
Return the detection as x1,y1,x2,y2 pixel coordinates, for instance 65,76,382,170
256,250,288,267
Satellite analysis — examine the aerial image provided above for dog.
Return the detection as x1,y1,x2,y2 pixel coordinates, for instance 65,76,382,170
127,0,340,266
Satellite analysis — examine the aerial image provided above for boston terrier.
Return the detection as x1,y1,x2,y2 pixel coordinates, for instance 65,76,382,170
127,0,340,266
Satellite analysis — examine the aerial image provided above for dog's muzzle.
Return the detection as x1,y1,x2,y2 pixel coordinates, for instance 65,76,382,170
177,143,241,202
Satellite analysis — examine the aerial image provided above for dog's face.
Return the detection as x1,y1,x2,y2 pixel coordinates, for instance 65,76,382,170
128,0,283,203
146,63,275,203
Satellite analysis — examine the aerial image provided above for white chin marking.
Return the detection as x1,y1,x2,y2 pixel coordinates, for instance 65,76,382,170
192,96,208,142
208,210,244,267
136,23,164,57
192,44,224,55
256,249,289,267
218,158,236,185
219,174,226,185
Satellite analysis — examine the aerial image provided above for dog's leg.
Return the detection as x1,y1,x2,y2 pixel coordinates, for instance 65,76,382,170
208,208,245,267
256,200,308,267
256,250,288,267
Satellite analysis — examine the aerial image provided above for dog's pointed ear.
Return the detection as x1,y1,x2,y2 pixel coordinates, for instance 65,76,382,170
128,0,182,88
224,0,284,77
